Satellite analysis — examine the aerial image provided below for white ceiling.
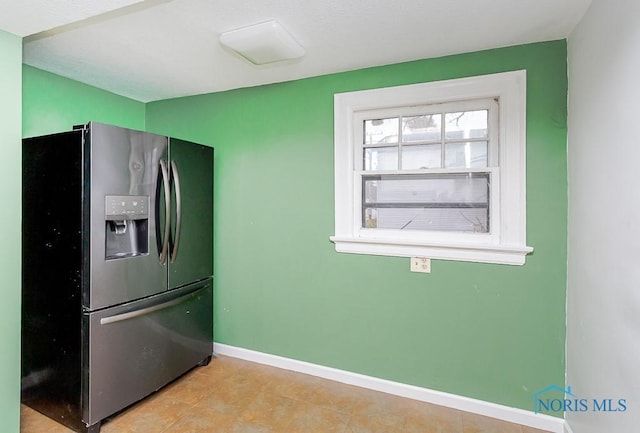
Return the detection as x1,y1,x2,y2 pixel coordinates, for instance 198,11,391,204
1,0,591,102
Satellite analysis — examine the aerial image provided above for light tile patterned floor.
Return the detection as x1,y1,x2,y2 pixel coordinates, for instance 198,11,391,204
21,355,553,433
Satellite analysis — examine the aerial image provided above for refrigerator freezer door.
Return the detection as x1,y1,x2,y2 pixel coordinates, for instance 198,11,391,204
87,123,169,310
168,138,213,289
84,279,213,425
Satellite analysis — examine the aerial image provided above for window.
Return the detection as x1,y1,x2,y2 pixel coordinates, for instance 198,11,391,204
330,71,533,265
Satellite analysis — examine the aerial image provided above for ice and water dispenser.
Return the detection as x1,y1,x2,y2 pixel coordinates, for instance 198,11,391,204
105,195,149,259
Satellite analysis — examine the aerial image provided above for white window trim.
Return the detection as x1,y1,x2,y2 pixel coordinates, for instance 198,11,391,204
330,71,533,265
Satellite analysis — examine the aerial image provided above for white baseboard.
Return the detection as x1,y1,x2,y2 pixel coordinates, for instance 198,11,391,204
213,343,565,433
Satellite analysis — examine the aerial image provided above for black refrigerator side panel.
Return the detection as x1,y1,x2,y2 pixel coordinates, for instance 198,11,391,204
21,130,86,432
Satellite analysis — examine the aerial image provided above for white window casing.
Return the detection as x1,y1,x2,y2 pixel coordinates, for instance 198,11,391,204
330,71,533,265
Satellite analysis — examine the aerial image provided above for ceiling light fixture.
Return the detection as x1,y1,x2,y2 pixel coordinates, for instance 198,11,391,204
219,20,305,65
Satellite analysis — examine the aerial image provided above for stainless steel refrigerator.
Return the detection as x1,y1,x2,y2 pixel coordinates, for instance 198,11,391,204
21,122,214,433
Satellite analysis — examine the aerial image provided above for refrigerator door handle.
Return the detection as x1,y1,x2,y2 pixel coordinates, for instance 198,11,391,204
99,296,187,325
98,282,205,325
170,160,182,263
158,160,171,265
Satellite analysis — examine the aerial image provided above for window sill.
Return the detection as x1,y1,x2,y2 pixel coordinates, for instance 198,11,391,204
329,236,533,266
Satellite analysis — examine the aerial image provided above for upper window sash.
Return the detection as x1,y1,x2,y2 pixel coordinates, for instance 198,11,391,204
354,98,499,172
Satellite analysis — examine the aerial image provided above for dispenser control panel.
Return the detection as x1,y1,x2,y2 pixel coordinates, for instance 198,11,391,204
105,195,149,220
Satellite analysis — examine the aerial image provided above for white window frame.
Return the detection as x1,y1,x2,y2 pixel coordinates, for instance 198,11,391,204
330,71,533,265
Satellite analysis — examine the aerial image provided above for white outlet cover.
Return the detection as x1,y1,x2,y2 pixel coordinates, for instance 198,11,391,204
410,257,431,273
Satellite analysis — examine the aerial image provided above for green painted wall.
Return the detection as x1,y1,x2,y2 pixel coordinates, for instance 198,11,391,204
22,65,145,137
0,29,23,433
146,40,568,411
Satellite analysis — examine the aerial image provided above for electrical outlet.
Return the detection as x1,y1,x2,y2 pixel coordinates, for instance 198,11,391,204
410,257,431,273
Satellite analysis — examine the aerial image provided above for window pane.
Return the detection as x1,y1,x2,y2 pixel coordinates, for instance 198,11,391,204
444,141,488,168
367,208,488,232
445,110,488,140
364,118,399,145
401,144,441,169
364,146,398,170
363,173,489,232
364,174,489,204
402,114,441,143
